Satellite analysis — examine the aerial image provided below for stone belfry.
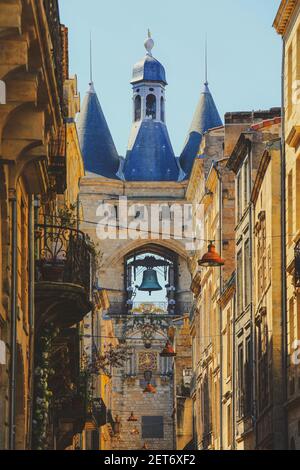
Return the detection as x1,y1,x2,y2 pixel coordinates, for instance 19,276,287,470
77,32,198,451
122,31,181,181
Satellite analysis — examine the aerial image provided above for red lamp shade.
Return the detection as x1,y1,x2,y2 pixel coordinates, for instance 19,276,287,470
160,341,176,358
143,383,157,394
198,243,225,268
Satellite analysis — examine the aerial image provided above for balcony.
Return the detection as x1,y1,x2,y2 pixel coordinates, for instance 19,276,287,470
35,223,93,329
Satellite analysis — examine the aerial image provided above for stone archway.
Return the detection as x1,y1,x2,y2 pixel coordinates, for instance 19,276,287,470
15,344,26,450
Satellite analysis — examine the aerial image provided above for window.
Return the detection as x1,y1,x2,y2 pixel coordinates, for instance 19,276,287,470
146,94,156,119
227,404,232,448
237,343,244,418
289,297,295,355
244,239,251,308
288,44,293,117
227,310,231,379
160,97,165,122
256,213,267,299
244,336,252,416
257,314,269,412
134,95,141,121
142,416,164,439
288,170,293,244
237,250,243,314
244,159,249,209
237,171,243,221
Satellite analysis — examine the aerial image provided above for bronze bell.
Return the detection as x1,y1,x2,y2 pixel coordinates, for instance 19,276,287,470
139,268,162,296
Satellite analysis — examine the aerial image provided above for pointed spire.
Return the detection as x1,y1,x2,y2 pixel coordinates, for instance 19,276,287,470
205,35,208,86
179,42,222,177
90,31,93,85
77,50,120,181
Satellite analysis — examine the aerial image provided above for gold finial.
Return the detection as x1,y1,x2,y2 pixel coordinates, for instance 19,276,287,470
148,29,152,39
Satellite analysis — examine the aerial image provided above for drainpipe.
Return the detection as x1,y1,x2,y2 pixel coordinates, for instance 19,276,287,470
9,189,17,450
27,195,35,449
215,163,223,450
248,139,257,449
232,287,237,450
280,36,288,450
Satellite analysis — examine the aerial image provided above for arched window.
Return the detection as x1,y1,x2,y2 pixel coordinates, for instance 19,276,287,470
146,94,156,120
160,97,165,122
134,95,141,122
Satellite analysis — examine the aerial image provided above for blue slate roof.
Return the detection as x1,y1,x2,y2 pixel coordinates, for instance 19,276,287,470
180,83,222,177
131,54,167,85
76,84,120,179
123,120,180,181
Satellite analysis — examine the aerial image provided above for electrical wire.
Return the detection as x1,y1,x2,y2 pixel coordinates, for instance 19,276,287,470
39,212,291,244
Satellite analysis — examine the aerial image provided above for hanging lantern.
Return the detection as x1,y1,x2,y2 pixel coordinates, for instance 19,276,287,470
143,383,157,394
198,243,225,268
128,412,138,422
160,341,176,358
139,268,162,296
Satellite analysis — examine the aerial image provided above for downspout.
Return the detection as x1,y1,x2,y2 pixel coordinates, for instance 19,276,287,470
280,36,288,449
232,287,237,450
9,189,17,450
27,195,35,449
215,163,223,450
248,139,257,449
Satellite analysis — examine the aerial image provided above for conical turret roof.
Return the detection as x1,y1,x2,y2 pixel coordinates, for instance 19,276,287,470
180,82,222,177
77,83,120,179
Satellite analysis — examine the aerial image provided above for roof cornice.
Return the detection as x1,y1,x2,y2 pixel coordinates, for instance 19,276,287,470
273,0,297,35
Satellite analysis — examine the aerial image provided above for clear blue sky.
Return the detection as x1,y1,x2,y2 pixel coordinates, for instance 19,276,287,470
60,0,282,157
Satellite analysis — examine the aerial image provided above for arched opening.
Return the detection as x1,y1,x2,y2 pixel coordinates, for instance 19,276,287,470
15,345,26,450
125,244,178,315
146,94,156,120
160,97,165,122
134,95,141,122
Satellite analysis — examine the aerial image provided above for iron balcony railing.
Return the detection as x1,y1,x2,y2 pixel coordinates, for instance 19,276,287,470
35,224,92,292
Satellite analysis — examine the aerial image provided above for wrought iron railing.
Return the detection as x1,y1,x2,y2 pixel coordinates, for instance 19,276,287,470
35,224,92,292
43,0,65,113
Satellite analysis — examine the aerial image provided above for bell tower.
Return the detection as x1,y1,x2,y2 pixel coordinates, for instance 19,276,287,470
132,31,166,125
122,32,180,182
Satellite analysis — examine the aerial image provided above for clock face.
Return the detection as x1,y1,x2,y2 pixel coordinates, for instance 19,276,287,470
138,352,158,372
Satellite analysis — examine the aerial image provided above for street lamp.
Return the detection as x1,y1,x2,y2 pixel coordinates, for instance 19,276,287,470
198,242,225,268
160,341,176,358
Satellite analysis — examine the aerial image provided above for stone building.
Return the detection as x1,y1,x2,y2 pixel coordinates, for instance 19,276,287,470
187,125,236,450
227,111,281,450
274,0,300,450
251,136,285,449
187,109,282,451
77,33,222,451
0,0,97,450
